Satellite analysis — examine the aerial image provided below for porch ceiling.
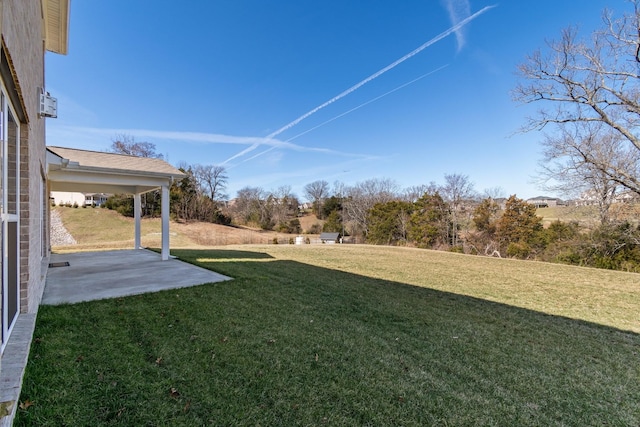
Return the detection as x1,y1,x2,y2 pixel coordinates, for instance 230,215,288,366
47,146,185,195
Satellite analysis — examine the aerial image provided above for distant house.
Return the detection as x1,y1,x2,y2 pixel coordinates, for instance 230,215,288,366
319,232,341,244
575,189,639,206
85,193,109,206
526,196,564,208
613,190,639,204
51,191,110,207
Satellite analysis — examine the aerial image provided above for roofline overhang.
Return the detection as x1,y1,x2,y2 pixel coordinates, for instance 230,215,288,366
46,149,184,195
42,0,70,55
46,149,184,180
51,163,184,181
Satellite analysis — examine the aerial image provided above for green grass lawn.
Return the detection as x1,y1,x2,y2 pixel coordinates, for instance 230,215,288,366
17,245,640,426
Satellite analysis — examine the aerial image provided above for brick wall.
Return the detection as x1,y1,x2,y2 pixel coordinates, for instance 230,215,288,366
2,0,48,313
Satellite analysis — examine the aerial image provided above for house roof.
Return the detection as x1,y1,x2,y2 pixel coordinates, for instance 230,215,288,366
527,196,561,202
47,146,185,195
42,0,70,55
319,232,341,240
48,146,184,176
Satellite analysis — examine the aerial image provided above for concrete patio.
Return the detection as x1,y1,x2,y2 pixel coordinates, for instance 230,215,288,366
43,249,231,305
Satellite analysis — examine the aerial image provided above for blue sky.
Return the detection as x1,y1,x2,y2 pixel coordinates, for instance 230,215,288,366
45,1,626,200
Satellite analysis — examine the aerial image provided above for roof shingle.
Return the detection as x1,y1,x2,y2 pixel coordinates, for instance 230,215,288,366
47,146,184,177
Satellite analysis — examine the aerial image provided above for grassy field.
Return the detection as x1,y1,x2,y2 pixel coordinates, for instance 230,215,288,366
537,203,640,227
17,244,640,426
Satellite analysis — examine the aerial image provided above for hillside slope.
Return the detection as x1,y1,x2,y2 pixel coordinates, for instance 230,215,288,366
52,206,311,251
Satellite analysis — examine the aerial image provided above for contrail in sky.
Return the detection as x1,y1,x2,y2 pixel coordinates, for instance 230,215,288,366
285,65,449,143
221,4,495,165
229,65,449,168
442,0,472,51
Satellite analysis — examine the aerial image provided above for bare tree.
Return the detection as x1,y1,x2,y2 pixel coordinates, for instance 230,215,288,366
110,134,163,159
271,185,299,228
304,180,329,217
441,173,476,246
402,183,438,203
343,178,399,237
513,2,640,195
332,180,347,199
536,126,624,224
232,186,267,226
482,187,505,200
109,134,164,216
194,164,228,201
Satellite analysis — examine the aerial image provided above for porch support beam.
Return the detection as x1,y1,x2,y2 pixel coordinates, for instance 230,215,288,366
134,193,141,250
161,184,170,260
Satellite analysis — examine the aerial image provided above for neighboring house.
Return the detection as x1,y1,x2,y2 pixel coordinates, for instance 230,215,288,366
51,191,110,207
526,196,564,208
84,192,109,206
0,0,69,423
614,191,640,204
319,232,341,244
574,189,639,207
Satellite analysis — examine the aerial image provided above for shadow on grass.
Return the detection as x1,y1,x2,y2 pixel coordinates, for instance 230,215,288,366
17,248,640,426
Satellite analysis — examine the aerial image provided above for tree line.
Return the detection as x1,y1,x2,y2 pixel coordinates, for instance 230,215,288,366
229,175,640,272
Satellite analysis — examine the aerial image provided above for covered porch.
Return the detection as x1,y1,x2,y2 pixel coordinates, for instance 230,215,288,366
47,146,185,260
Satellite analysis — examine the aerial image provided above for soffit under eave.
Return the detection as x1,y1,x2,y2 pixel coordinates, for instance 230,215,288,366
43,0,70,55
48,169,173,190
49,181,161,195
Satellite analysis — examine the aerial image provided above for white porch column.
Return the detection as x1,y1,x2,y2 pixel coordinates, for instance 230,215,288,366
161,184,170,260
134,193,141,250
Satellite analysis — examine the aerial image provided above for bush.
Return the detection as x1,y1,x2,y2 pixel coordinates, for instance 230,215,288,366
105,194,134,217
72,202,79,208
506,241,531,259
261,218,275,231
212,210,232,226
309,223,322,234
276,219,302,234
535,221,640,272
289,219,302,234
